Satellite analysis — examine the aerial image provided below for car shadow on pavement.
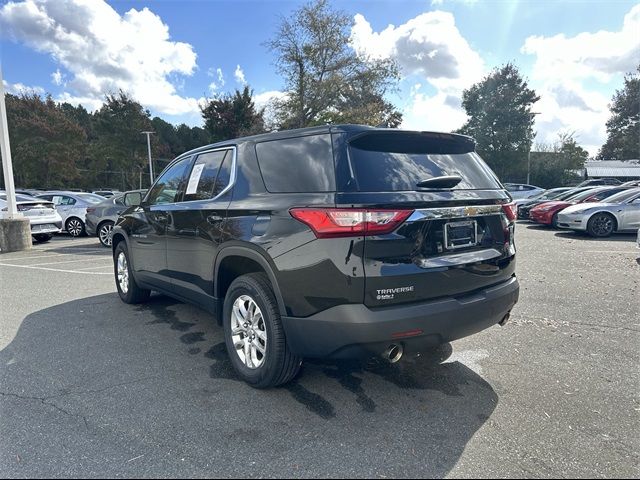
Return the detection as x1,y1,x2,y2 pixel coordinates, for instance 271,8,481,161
553,230,637,242
0,293,498,478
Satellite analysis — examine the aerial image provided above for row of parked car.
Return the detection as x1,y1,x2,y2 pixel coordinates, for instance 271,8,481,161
514,183,640,237
0,189,145,246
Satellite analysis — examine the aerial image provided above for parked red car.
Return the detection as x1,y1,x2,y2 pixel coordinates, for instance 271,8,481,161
529,186,631,227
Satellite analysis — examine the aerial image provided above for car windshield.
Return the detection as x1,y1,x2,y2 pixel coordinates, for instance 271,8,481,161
76,193,107,204
534,189,567,200
568,188,611,202
556,187,595,200
602,188,640,203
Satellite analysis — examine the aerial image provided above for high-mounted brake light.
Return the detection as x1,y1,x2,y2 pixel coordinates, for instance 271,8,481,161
290,208,414,238
501,203,517,222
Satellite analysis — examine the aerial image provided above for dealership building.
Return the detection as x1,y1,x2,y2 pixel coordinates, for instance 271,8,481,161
583,160,640,181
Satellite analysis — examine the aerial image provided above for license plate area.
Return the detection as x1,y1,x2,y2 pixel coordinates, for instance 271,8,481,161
444,220,478,250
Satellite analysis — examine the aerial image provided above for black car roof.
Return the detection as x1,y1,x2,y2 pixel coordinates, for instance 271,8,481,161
177,124,475,161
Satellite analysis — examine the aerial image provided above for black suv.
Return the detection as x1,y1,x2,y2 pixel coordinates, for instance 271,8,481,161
112,125,519,388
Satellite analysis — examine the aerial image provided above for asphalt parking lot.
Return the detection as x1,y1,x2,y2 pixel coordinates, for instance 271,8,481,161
1,226,638,478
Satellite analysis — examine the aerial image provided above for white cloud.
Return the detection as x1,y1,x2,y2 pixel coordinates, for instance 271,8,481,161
350,10,484,132
0,0,200,115
351,11,484,90
50,68,64,86
2,79,45,95
522,4,640,83
522,4,640,155
234,64,246,85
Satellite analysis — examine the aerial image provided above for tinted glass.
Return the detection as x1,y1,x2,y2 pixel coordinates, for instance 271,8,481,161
604,189,640,203
76,193,105,204
569,188,607,202
587,188,626,202
349,149,500,192
256,134,335,193
58,195,76,206
183,149,231,201
146,157,192,205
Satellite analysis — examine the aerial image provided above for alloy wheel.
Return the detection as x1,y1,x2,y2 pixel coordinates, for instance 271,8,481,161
67,219,84,237
116,252,129,294
231,295,267,369
592,214,614,236
99,223,114,246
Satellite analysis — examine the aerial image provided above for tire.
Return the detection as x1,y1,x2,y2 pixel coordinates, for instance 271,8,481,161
65,217,85,237
114,242,151,304
551,212,559,228
586,213,615,238
97,221,115,247
32,233,53,243
223,273,301,388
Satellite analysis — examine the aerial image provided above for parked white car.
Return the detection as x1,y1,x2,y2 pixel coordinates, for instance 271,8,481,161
35,191,105,237
504,183,545,200
557,188,640,237
0,192,62,242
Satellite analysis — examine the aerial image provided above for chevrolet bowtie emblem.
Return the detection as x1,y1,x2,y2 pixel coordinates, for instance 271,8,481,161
464,206,478,216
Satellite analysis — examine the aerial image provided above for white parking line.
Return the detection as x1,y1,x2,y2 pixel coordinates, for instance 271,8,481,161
0,263,112,275
15,257,112,267
1,251,108,261
76,264,114,271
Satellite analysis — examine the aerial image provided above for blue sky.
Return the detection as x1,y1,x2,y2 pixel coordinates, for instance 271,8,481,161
1,0,639,155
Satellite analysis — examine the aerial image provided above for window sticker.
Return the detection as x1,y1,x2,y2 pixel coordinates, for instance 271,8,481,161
186,163,205,195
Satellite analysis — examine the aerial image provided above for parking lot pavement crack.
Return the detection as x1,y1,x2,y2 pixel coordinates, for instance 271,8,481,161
0,391,89,430
51,376,159,399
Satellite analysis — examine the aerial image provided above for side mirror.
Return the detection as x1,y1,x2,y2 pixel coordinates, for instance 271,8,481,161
124,193,142,206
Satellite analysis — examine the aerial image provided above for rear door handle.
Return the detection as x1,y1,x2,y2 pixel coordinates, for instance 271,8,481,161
207,214,223,224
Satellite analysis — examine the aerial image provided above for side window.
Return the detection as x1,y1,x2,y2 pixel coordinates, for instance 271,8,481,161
60,196,77,206
146,157,192,205
183,149,231,202
256,134,335,193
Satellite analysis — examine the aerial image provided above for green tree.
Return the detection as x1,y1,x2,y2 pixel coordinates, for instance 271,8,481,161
90,91,153,189
176,124,211,152
458,63,540,181
531,133,588,187
597,66,640,160
3,93,86,189
152,116,181,158
266,0,401,128
201,86,265,142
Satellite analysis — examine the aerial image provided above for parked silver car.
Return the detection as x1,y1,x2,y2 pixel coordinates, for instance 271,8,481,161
35,191,105,237
86,190,146,247
0,192,62,243
557,188,640,237
504,183,545,200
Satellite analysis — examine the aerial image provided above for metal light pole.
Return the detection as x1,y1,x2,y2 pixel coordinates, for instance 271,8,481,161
142,131,155,186
527,112,541,184
0,67,19,218
0,66,31,252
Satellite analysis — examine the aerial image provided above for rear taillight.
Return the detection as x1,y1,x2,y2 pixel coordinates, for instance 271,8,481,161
290,208,414,238
501,203,517,222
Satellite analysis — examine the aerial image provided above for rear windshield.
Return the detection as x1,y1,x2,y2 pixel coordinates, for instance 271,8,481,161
76,193,106,204
348,133,500,191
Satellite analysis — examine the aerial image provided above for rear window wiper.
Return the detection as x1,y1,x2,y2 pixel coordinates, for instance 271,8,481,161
416,175,462,189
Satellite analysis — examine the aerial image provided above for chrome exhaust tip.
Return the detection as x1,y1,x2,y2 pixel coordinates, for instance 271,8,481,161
499,312,511,327
383,344,404,363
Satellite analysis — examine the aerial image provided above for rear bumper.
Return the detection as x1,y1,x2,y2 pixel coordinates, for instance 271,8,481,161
85,216,98,235
281,276,519,358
